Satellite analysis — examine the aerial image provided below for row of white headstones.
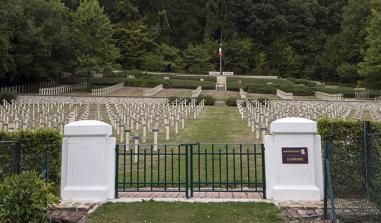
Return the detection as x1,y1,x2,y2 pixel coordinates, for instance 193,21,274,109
240,88,344,101
1,81,56,94
0,96,205,146
91,82,124,96
237,99,381,140
39,82,88,95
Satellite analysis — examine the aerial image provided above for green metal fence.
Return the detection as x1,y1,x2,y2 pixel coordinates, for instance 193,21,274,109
0,140,21,181
0,140,49,182
323,141,337,223
322,121,381,222
115,143,265,198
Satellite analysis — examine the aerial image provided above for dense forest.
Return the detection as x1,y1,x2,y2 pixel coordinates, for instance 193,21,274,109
0,0,380,88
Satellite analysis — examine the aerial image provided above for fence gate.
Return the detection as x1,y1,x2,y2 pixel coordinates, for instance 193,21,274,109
115,143,266,198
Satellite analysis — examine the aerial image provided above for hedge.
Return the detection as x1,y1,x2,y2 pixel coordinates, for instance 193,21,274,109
225,97,238,106
0,92,17,104
0,129,62,191
318,118,381,208
197,95,215,105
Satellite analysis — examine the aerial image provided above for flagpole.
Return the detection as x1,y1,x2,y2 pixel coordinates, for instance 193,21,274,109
219,44,222,76
219,1,223,76
219,29,222,75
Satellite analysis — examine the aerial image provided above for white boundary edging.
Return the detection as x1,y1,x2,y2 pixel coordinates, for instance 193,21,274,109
208,71,234,76
276,89,293,100
91,82,124,96
240,88,247,99
39,82,87,95
191,86,202,98
315,91,343,101
143,84,163,97
110,198,270,203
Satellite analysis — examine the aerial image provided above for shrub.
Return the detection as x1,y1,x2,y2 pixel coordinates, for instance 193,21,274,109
0,171,58,223
0,129,62,192
225,97,238,106
168,96,192,104
247,85,276,94
0,92,17,104
197,95,215,106
278,85,314,96
318,118,381,201
256,97,269,106
288,78,316,87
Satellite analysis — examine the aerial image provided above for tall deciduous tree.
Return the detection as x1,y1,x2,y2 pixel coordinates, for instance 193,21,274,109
0,0,72,85
71,0,119,72
182,44,211,73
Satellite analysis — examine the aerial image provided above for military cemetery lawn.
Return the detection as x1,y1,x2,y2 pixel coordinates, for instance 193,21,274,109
87,201,283,223
168,106,258,144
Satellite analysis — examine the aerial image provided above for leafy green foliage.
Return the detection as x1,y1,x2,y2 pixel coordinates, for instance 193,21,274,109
318,118,365,196
0,92,17,104
224,39,254,75
197,95,215,106
0,129,62,190
182,44,211,74
114,21,154,69
0,0,379,88
0,0,72,84
225,97,238,106
71,0,119,72
358,0,381,88
0,171,58,223
140,44,182,72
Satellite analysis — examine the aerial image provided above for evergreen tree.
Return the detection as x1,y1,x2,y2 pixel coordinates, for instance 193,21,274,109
337,0,371,83
114,21,154,69
358,0,381,88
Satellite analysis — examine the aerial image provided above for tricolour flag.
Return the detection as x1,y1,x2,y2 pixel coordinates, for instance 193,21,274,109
218,47,223,56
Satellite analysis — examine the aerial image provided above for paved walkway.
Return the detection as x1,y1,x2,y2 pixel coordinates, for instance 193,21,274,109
118,192,262,199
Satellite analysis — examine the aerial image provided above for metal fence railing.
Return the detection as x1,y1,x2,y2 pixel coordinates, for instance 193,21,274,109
323,141,337,223
0,140,49,182
115,143,265,198
323,121,381,222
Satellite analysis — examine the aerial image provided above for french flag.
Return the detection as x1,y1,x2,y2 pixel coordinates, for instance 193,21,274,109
218,47,223,56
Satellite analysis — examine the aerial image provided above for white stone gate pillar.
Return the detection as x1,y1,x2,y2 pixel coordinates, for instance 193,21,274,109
61,120,116,202
264,117,323,202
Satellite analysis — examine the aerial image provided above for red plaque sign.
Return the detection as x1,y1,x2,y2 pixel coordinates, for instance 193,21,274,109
282,147,308,164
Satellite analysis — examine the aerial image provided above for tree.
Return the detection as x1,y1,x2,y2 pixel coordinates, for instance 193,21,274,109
358,0,381,88
114,21,154,69
0,0,72,85
182,44,211,73
223,38,253,74
281,46,303,78
334,0,371,83
140,43,182,72
247,0,288,47
71,0,119,73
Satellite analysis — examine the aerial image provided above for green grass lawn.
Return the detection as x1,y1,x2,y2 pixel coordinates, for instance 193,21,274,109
169,106,258,144
115,106,263,191
87,201,283,223
116,106,257,145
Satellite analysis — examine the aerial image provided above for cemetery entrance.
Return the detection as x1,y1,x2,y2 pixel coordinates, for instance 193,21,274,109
115,143,266,198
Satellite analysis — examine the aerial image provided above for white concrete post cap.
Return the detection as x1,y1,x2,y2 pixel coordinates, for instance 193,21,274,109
64,120,112,136
270,117,317,134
